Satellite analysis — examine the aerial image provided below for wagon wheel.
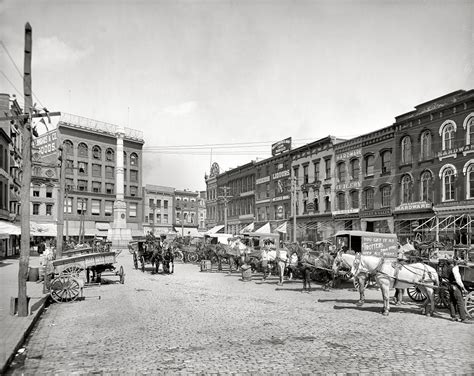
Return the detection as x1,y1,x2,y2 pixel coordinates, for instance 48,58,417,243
187,252,198,263
118,265,125,284
434,287,450,308
210,255,219,265
465,291,474,319
407,286,427,302
140,255,145,272
173,250,184,262
50,275,81,303
62,265,83,277
133,253,138,269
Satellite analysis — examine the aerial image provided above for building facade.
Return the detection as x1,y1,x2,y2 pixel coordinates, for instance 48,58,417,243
204,162,220,230
174,189,199,236
143,184,174,236
198,191,206,231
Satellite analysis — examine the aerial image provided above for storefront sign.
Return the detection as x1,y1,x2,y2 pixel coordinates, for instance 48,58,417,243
335,181,361,190
437,144,474,159
335,148,362,161
359,208,392,218
256,176,270,185
271,137,292,156
255,199,271,204
272,195,290,202
361,235,398,258
272,170,290,180
394,201,433,212
333,209,359,217
33,130,57,157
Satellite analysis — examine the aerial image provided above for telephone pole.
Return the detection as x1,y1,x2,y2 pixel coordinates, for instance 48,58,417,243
218,186,232,234
56,143,66,259
292,177,298,243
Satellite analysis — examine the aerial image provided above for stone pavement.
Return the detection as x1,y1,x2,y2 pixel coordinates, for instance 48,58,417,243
0,254,48,374
5,251,474,375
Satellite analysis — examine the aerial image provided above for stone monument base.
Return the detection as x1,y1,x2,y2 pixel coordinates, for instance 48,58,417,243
107,228,133,250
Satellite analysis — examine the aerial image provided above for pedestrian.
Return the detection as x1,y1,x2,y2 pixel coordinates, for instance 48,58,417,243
37,240,46,255
261,245,269,281
446,258,469,323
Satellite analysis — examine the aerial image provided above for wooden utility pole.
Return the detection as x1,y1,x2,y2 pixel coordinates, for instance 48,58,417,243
56,143,66,259
18,22,33,317
218,186,232,234
292,177,297,243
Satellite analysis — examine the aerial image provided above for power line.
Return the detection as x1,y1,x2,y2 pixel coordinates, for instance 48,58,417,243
0,70,23,97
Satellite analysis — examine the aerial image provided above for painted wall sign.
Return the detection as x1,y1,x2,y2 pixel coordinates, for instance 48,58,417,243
256,176,270,185
335,148,362,161
272,170,290,180
361,235,398,258
335,181,361,190
33,130,57,157
271,137,292,156
394,201,433,212
359,208,392,217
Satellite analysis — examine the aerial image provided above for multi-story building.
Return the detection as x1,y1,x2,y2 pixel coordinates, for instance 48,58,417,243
204,162,220,230
198,191,206,231
393,90,474,247
143,184,174,236
174,188,200,236
291,136,340,241
57,113,144,240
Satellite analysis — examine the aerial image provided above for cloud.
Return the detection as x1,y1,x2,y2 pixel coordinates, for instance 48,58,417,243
161,101,197,116
33,36,92,67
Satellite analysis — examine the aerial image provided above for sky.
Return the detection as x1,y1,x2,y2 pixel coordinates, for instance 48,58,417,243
1,0,472,192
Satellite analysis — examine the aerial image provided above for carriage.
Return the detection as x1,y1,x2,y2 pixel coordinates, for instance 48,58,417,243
48,249,124,303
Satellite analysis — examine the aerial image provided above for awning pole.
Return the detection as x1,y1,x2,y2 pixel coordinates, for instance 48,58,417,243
413,215,436,232
430,215,453,232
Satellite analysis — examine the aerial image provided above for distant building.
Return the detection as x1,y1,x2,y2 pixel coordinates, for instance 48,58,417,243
174,188,200,237
142,184,174,236
198,191,206,231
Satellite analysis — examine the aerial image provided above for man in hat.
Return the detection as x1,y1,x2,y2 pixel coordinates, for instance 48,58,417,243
446,258,469,322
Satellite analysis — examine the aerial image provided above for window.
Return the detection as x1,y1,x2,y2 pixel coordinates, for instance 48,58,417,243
337,162,346,183
442,123,455,150
381,151,391,174
106,148,114,162
303,191,308,213
66,160,74,176
313,196,319,212
363,188,374,209
149,198,154,207
92,164,101,177
105,166,114,179
77,199,87,215
78,143,88,158
92,146,101,159
325,158,331,179
130,186,138,197
350,191,359,209
64,140,73,156
420,131,432,160
381,186,391,207
303,165,309,184
46,204,53,216
442,167,456,201
65,178,74,190
364,155,374,176
156,199,161,208
123,151,127,166
163,214,168,224
130,170,138,182
77,180,87,191
33,203,40,215
91,199,101,215
105,183,114,194
401,174,413,204
350,159,359,180
130,153,138,166
33,185,40,197
46,186,53,198
105,201,113,216
78,162,87,175
337,192,345,210
421,171,433,201
467,164,474,199
163,200,168,209
65,198,72,214
466,115,474,145
293,167,299,184
92,181,102,193
314,161,320,181
401,136,412,164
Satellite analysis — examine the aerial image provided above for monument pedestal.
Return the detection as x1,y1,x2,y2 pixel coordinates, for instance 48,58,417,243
108,227,133,250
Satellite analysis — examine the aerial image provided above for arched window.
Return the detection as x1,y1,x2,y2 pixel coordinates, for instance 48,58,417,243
64,140,73,156
350,190,359,209
401,174,413,204
467,164,474,199
337,162,346,183
123,151,127,165
106,148,114,162
350,158,359,180
363,188,374,209
420,131,432,160
364,155,374,176
401,136,412,164
337,192,345,210
420,171,433,202
78,143,88,158
130,153,138,166
442,167,455,201
442,123,455,150
92,145,101,160
464,114,474,145
381,150,391,173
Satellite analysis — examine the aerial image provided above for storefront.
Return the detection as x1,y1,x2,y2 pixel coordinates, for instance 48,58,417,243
393,201,435,244
359,208,393,234
332,209,361,232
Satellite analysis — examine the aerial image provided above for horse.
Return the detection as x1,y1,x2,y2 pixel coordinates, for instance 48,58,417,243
161,241,174,274
266,248,291,286
285,243,318,292
214,242,246,273
332,250,439,316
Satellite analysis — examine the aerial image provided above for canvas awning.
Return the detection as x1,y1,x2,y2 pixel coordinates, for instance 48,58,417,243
275,222,287,234
255,222,271,234
239,222,254,234
30,222,57,237
183,227,204,237
0,221,21,236
205,225,225,235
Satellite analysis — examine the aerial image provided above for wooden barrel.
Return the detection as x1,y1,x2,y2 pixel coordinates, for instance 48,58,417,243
241,264,252,281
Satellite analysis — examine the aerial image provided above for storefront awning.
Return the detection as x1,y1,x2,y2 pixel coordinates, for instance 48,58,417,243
205,225,225,235
30,222,57,237
239,222,255,234
275,222,287,234
254,222,271,233
0,221,21,236
181,227,203,238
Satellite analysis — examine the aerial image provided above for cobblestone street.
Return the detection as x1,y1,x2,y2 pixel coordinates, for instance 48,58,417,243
7,252,474,375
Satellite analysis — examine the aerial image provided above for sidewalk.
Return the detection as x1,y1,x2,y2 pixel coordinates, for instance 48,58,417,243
0,254,49,374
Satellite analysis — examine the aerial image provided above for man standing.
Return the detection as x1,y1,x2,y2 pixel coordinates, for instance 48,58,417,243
446,258,469,323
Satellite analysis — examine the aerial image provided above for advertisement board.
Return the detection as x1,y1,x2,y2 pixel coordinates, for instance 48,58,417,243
271,137,291,156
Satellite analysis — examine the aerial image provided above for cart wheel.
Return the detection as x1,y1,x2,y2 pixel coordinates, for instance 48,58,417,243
465,291,474,319
50,275,81,303
434,286,450,308
188,253,198,263
173,250,183,262
119,265,125,284
140,255,145,272
62,265,83,277
133,253,138,269
407,286,427,302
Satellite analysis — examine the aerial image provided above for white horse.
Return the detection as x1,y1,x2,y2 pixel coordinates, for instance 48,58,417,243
267,249,290,285
332,251,439,316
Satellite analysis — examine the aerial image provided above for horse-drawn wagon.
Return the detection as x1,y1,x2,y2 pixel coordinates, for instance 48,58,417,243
49,250,124,303
128,236,174,274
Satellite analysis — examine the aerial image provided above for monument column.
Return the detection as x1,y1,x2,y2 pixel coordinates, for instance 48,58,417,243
108,126,132,249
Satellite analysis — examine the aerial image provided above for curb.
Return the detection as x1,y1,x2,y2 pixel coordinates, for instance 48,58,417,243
1,295,49,374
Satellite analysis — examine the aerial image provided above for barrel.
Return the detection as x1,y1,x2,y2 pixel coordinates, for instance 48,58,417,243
28,267,39,282
241,264,252,282
200,260,212,272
